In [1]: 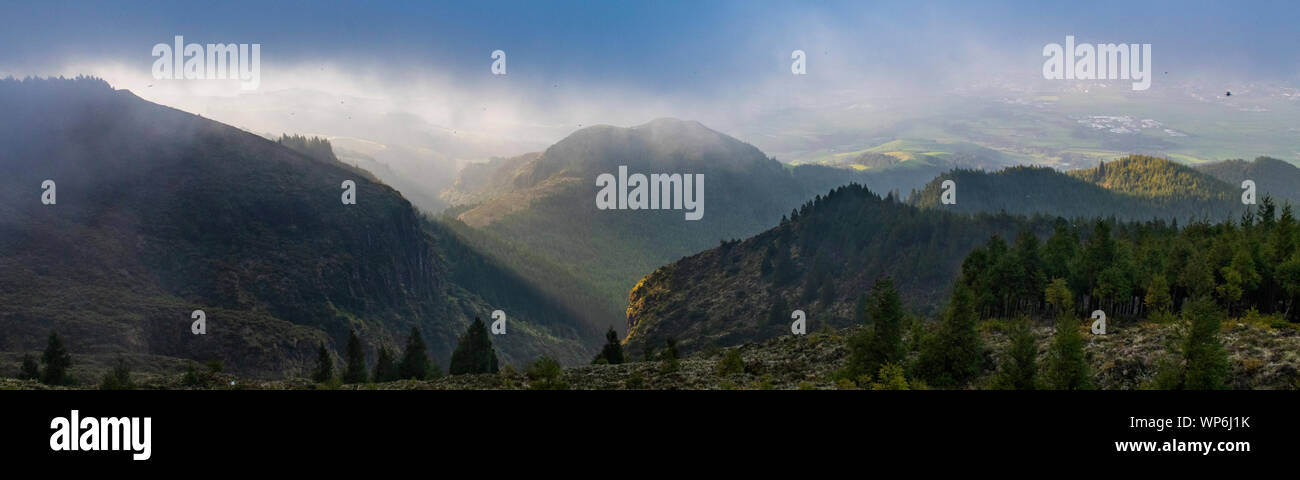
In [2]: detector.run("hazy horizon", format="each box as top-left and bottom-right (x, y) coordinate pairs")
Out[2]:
(3, 0), (1299, 213)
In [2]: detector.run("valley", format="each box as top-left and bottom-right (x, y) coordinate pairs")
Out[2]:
(3, 77), (1298, 391)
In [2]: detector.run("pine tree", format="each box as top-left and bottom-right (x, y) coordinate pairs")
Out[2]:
(1043, 220), (1079, 281)
(399, 327), (435, 380)
(1144, 274), (1173, 313)
(372, 346), (398, 382)
(1011, 230), (1046, 309)
(311, 342), (333, 383)
(1044, 315), (1092, 390)
(864, 278), (906, 369)
(41, 331), (72, 386)
(1080, 220), (1115, 291)
(846, 278), (906, 379)
(1181, 297), (1229, 390)
(1178, 251), (1217, 298)
(592, 327), (625, 365)
(448, 317), (500, 375)
(993, 317), (1038, 390)
(916, 284), (984, 387)
(343, 330), (368, 384)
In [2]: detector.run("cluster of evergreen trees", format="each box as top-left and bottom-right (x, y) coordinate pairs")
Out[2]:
(956, 197), (1300, 322)
(277, 134), (339, 164)
(840, 276), (1232, 389)
(17, 331), (74, 386)
(312, 317), (504, 384)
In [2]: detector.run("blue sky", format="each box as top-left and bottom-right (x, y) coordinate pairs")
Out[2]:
(3, 0), (1297, 91)
(1, 0), (1296, 158)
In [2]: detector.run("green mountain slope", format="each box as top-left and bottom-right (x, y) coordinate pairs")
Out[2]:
(909, 155), (1245, 221)
(442, 119), (866, 334)
(623, 184), (1055, 357)
(0, 77), (598, 380)
(1195, 156), (1300, 206)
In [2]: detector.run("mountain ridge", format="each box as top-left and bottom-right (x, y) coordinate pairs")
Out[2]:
(0, 77), (598, 380)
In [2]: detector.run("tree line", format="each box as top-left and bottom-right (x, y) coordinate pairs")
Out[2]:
(837, 277), (1231, 390)
(956, 196), (1300, 322)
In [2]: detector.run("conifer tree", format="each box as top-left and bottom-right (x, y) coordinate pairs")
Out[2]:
(1181, 297), (1229, 390)
(41, 331), (72, 386)
(373, 346), (398, 382)
(343, 330), (368, 384)
(592, 327), (625, 365)
(864, 278), (906, 370)
(1044, 316), (1092, 390)
(846, 278), (906, 379)
(993, 317), (1038, 390)
(311, 341), (333, 383)
(399, 327), (436, 380)
(916, 284), (983, 387)
(1144, 274), (1173, 313)
(19, 354), (39, 381)
(449, 317), (500, 375)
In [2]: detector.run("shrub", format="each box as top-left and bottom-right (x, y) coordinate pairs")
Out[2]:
(870, 363), (910, 390)
(19, 354), (39, 380)
(99, 357), (134, 390)
(526, 356), (567, 390)
(181, 365), (202, 387)
(716, 349), (744, 376)
(624, 370), (645, 390)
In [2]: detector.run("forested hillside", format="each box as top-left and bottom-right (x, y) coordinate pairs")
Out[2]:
(0, 77), (599, 381)
(955, 199), (1300, 323)
(441, 119), (871, 334)
(1196, 156), (1300, 206)
(623, 184), (1057, 357)
(909, 155), (1243, 222)
(624, 173), (1300, 360)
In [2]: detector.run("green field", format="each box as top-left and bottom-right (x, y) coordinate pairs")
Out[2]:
(762, 89), (1300, 172)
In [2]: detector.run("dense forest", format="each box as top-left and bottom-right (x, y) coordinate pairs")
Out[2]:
(1195, 156), (1300, 206)
(955, 197), (1300, 323)
(625, 176), (1300, 359)
(623, 183), (1061, 357)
